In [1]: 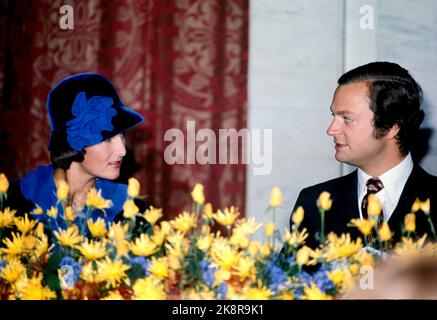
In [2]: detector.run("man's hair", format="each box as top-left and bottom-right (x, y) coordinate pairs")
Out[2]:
(338, 61), (424, 156)
(50, 149), (86, 170)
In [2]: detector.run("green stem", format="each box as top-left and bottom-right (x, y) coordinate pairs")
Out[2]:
(320, 210), (325, 243)
(427, 216), (437, 241)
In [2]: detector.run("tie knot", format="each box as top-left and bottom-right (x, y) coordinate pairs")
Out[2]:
(366, 177), (384, 193)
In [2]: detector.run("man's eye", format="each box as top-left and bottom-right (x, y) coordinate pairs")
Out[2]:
(344, 116), (353, 123)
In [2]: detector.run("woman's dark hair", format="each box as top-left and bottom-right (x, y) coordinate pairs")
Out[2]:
(50, 149), (86, 169)
(338, 61), (424, 156)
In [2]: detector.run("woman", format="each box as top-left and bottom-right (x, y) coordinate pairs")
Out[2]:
(6, 73), (150, 234)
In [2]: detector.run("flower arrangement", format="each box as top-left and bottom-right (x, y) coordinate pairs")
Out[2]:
(0, 172), (436, 300)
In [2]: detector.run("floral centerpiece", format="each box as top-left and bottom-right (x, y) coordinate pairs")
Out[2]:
(0, 172), (436, 300)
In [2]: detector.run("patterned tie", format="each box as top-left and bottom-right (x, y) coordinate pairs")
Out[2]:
(361, 177), (384, 220)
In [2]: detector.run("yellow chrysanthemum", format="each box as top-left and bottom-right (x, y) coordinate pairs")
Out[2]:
(108, 221), (128, 241)
(260, 242), (271, 256)
(160, 221), (172, 235)
(269, 186), (283, 208)
(202, 203), (213, 220)
(243, 286), (272, 300)
(394, 234), (427, 257)
(143, 206), (163, 225)
(122, 199), (139, 219)
(327, 268), (346, 286)
(55, 179), (69, 201)
(35, 222), (44, 238)
(127, 177), (140, 198)
(1, 232), (25, 255)
(19, 275), (57, 300)
(292, 206), (304, 225)
(0, 207), (17, 228)
(76, 239), (108, 260)
(32, 205), (43, 215)
(54, 226), (83, 248)
(96, 257), (130, 288)
(348, 218), (375, 236)
(232, 256), (256, 281)
(86, 188), (112, 210)
(404, 213), (416, 233)
(248, 241), (261, 256)
(197, 234), (213, 251)
(284, 228), (309, 247)
(264, 221), (275, 237)
(81, 262), (97, 283)
(210, 241), (239, 270)
(214, 268), (231, 287)
(133, 276), (166, 300)
(303, 282), (333, 300)
(317, 191), (332, 211)
(46, 206), (58, 219)
(129, 233), (160, 257)
(0, 258), (26, 283)
(296, 246), (312, 266)
(35, 234), (52, 257)
(87, 217), (107, 237)
(367, 194), (382, 217)
(378, 222), (392, 241)
(102, 291), (124, 300)
(420, 198), (430, 215)
(14, 214), (37, 234)
(64, 206), (76, 222)
(0, 173), (9, 193)
(23, 235), (37, 251)
(148, 257), (169, 280)
(212, 206), (240, 227)
(151, 227), (165, 246)
(324, 233), (362, 261)
(191, 183), (205, 204)
(170, 211), (197, 233)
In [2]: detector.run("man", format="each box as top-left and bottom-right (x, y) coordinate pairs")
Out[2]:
(290, 61), (437, 248)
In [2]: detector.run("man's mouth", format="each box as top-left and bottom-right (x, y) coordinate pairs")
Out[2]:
(109, 160), (122, 168)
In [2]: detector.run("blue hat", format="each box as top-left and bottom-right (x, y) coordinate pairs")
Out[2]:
(47, 73), (144, 152)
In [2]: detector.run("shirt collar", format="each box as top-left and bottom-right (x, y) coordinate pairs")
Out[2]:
(357, 153), (414, 199)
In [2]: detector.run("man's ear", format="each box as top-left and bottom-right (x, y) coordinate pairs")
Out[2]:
(386, 124), (400, 140)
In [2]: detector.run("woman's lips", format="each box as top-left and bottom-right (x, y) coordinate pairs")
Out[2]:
(109, 161), (122, 168)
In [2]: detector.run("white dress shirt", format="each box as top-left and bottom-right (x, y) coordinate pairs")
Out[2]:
(357, 153), (414, 221)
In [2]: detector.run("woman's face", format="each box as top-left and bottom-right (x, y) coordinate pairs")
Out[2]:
(79, 134), (126, 180)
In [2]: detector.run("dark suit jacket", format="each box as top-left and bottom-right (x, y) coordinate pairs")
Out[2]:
(291, 165), (437, 248)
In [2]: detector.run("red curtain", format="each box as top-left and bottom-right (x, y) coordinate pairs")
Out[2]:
(0, 0), (248, 218)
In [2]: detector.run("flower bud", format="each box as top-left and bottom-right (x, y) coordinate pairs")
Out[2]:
(269, 187), (283, 208)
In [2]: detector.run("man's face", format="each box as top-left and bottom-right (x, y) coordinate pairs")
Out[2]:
(327, 81), (392, 172)
(79, 133), (126, 180)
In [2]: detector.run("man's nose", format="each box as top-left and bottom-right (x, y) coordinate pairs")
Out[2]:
(326, 118), (340, 136)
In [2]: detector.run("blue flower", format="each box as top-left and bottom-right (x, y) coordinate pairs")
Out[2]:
(198, 260), (217, 288)
(312, 265), (335, 292)
(0, 260), (6, 269)
(59, 257), (82, 288)
(217, 282), (228, 299)
(127, 256), (151, 276)
(267, 261), (288, 294)
(66, 92), (117, 151)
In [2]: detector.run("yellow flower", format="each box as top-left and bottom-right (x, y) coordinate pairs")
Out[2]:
(122, 199), (139, 219)
(32, 205), (43, 215)
(248, 241), (260, 256)
(197, 234), (213, 251)
(296, 246), (311, 265)
(243, 286), (272, 300)
(0, 258), (26, 283)
(35, 235), (51, 257)
(211, 241), (240, 270)
(232, 256), (256, 281)
(108, 222), (128, 241)
(233, 218), (262, 236)
(212, 206), (240, 227)
(35, 222), (44, 238)
(264, 221), (275, 237)
(404, 213), (416, 233)
(133, 276), (166, 300)
(160, 221), (172, 235)
(378, 222), (392, 241)
(102, 291), (124, 300)
(269, 186), (283, 208)
(148, 257), (169, 280)
(86, 188), (112, 210)
(87, 218), (107, 237)
(420, 198), (430, 215)
(1, 232), (25, 255)
(170, 211), (197, 233)
(202, 203), (213, 220)
(292, 206), (304, 225)
(327, 268), (346, 286)
(411, 197), (421, 213)
(151, 227), (165, 246)
(284, 228), (309, 247)
(260, 243), (271, 256)
(81, 262), (97, 283)
(348, 218), (375, 236)
(129, 233), (159, 256)
(317, 191), (332, 211)
(127, 177), (140, 198)
(303, 282), (332, 300)
(191, 183), (205, 204)
(64, 206), (76, 222)
(0, 173), (9, 193)
(324, 233), (362, 261)
(0, 207), (17, 228)
(55, 179), (69, 201)
(23, 235), (37, 251)
(367, 194), (382, 217)
(46, 206), (58, 219)
(143, 206), (163, 225)
(19, 275), (56, 300)
(77, 239), (108, 260)
(54, 226), (83, 248)
(96, 257), (130, 288)
(214, 268), (231, 286)
(393, 234), (427, 257)
(14, 214), (37, 234)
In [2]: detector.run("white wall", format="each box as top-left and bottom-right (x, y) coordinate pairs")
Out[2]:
(247, 0), (437, 242)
